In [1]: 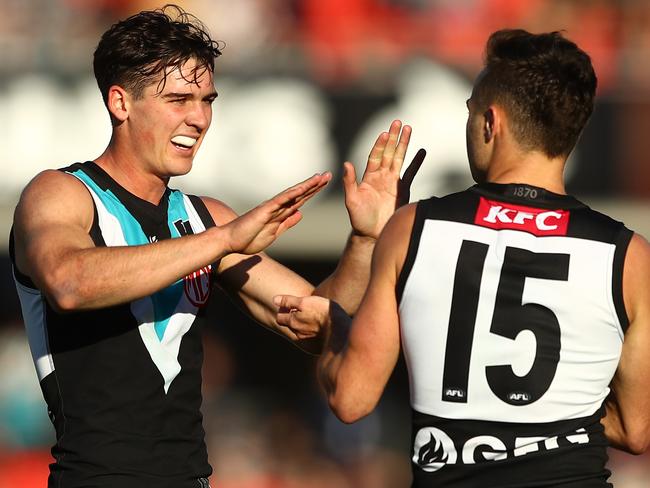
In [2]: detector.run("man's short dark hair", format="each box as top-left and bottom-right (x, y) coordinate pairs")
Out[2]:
(93, 4), (222, 105)
(473, 29), (597, 158)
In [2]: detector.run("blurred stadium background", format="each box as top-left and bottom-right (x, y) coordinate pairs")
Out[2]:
(1, 0), (649, 486)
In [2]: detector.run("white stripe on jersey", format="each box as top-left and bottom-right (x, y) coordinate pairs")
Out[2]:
(14, 278), (53, 382)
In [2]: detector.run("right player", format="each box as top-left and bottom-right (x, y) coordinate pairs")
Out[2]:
(275, 29), (650, 487)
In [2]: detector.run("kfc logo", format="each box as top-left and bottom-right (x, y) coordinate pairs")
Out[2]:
(475, 197), (569, 236)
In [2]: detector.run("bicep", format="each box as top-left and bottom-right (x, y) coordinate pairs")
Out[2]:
(13, 171), (95, 287)
(609, 233), (650, 451)
(618, 234), (650, 392)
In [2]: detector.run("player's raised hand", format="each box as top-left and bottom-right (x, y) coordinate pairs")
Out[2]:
(222, 172), (331, 255)
(343, 120), (426, 239)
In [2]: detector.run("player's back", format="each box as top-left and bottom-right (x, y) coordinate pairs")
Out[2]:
(397, 182), (632, 487)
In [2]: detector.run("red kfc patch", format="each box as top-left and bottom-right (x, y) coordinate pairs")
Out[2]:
(474, 197), (570, 236)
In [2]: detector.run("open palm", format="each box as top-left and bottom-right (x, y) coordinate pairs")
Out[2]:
(224, 172), (331, 255)
(344, 120), (426, 239)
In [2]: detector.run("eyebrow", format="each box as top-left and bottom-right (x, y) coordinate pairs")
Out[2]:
(162, 91), (219, 100)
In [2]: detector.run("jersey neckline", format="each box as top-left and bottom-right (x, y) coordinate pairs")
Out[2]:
(80, 161), (172, 224)
(471, 182), (585, 209)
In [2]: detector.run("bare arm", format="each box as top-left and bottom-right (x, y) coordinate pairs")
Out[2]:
(203, 196), (323, 352)
(314, 121), (425, 314)
(276, 204), (417, 420)
(215, 122), (423, 353)
(12, 169), (330, 312)
(601, 233), (650, 454)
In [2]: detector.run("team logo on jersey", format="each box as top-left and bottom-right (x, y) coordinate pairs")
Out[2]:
(174, 219), (194, 236)
(184, 265), (212, 307)
(413, 427), (457, 472)
(475, 197), (569, 236)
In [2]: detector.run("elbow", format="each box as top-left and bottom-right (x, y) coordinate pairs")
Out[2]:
(46, 287), (83, 313)
(622, 432), (650, 455)
(328, 394), (375, 424)
(610, 421), (650, 455)
(42, 267), (87, 313)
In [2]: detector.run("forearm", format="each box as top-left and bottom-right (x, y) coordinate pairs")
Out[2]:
(317, 314), (351, 399)
(38, 226), (228, 311)
(313, 233), (376, 314)
(316, 303), (367, 421)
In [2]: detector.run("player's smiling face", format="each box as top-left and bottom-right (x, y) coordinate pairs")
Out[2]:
(127, 58), (218, 178)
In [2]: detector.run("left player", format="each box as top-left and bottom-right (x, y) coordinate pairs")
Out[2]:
(10, 5), (424, 488)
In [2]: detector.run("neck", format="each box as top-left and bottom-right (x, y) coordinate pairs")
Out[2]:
(484, 147), (567, 195)
(94, 143), (169, 205)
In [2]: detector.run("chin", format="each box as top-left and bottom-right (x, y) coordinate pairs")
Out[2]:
(165, 159), (194, 177)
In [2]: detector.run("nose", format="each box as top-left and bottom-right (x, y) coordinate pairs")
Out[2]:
(186, 101), (211, 132)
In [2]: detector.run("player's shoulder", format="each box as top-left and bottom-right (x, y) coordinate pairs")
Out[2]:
(196, 195), (238, 226)
(626, 233), (650, 267)
(623, 233), (650, 325)
(383, 202), (418, 236)
(18, 168), (92, 208)
(14, 167), (95, 234)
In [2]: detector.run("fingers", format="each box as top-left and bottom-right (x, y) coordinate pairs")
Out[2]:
(367, 132), (390, 171)
(274, 294), (308, 330)
(274, 295), (330, 339)
(342, 162), (357, 197)
(284, 175), (330, 212)
(276, 209), (303, 235)
(356, 120), (413, 179)
(391, 124), (412, 173)
(366, 120), (412, 172)
(381, 119), (403, 169)
(272, 172), (331, 211)
(273, 294), (302, 313)
(268, 177), (326, 234)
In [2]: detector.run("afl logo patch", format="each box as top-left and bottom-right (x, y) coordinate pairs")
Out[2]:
(184, 265), (212, 307)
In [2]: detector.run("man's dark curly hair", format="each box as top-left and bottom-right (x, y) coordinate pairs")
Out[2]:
(93, 4), (222, 105)
(473, 29), (597, 158)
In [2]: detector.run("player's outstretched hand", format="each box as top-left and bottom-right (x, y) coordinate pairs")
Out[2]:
(274, 294), (333, 340)
(223, 172), (331, 255)
(344, 120), (426, 239)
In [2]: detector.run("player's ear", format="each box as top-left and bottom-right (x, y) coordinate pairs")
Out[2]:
(483, 107), (494, 142)
(106, 85), (130, 122)
(483, 105), (503, 142)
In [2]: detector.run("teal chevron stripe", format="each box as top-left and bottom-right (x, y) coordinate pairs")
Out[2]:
(69, 169), (185, 341)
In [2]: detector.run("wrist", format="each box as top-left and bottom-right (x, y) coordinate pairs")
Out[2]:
(350, 229), (378, 243)
(208, 225), (234, 258)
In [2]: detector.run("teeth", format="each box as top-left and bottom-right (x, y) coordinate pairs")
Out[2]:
(171, 135), (197, 148)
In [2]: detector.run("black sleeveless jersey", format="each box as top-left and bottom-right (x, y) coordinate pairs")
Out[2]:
(11, 162), (217, 488)
(397, 183), (632, 487)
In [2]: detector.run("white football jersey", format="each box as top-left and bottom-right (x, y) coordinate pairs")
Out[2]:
(398, 183), (631, 487)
